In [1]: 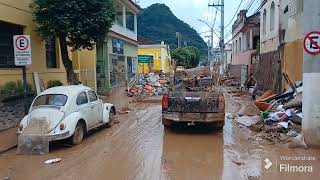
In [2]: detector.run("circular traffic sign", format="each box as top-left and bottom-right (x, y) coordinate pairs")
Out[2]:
(303, 31), (320, 55)
(15, 36), (29, 51)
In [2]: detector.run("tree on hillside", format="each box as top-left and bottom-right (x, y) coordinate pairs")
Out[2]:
(137, 4), (207, 56)
(172, 47), (201, 69)
(31, 0), (116, 84)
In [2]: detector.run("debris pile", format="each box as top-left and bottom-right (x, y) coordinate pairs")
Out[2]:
(128, 73), (169, 97)
(236, 81), (306, 148)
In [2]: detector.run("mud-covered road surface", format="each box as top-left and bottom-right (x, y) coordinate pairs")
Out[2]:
(0, 91), (319, 180)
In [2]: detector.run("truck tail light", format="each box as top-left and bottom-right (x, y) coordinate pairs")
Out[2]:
(162, 94), (169, 109)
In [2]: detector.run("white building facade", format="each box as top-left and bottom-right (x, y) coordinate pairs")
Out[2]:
(260, 0), (280, 54)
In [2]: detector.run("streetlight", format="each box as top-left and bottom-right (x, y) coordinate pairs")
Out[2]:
(198, 19), (220, 69)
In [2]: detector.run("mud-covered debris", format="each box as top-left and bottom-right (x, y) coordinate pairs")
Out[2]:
(247, 175), (260, 180)
(232, 159), (244, 166)
(118, 110), (129, 114)
(238, 103), (260, 116)
(286, 130), (298, 138)
(249, 124), (263, 132)
(236, 115), (261, 127)
(287, 134), (308, 149)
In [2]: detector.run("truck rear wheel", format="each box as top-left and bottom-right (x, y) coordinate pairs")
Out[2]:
(213, 121), (224, 130)
(209, 121), (224, 130)
(162, 118), (172, 128)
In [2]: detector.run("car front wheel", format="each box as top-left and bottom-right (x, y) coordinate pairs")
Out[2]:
(70, 121), (85, 145)
(106, 108), (115, 128)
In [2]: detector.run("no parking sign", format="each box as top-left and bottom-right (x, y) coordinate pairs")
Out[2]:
(303, 31), (320, 55)
(13, 35), (32, 66)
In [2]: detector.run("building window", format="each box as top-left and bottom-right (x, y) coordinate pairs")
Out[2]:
(253, 36), (260, 49)
(112, 38), (124, 54)
(45, 39), (58, 68)
(232, 43), (234, 53)
(115, 2), (124, 26)
(0, 21), (23, 68)
(263, 9), (267, 35)
(239, 37), (242, 52)
(126, 9), (135, 32)
(235, 40), (238, 53)
(270, 2), (275, 31)
(110, 55), (125, 87)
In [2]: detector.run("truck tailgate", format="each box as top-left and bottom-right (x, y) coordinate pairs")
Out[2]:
(167, 91), (222, 113)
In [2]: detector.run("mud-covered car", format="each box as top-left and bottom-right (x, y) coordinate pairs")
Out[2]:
(17, 85), (116, 145)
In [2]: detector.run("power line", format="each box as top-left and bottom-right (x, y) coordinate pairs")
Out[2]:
(243, 0), (252, 9)
(248, 0), (260, 15)
(253, 0), (265, 14)
(246, 0), (256, 13)
(224, 0), (244, 29)
(223, 0), (257, 41)
(211, 0), (218, 28)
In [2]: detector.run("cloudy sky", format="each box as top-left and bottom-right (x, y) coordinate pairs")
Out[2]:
(136, 0), (260, 47)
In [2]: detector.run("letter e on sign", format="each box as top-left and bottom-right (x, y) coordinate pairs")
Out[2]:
(304, 32), (320, 55)
(13, 35), (32, 66)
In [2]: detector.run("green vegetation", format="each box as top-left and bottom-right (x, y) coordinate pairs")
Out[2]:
(137, 4), (207, 57)
(172, 46), (201, 69)
(0, 81), (32, 97)
(31, 0), (116, 84)
(47, 80), (63, 89)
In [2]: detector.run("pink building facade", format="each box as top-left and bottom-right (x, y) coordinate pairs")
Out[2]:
(231, 10), (260, 73)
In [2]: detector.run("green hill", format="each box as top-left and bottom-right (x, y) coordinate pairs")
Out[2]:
(137, 4), (207, 56)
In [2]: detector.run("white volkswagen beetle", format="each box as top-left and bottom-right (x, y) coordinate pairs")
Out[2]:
(17, 85), (116, 145)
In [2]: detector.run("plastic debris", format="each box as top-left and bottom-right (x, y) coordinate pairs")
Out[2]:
(45, 158), (62, 164)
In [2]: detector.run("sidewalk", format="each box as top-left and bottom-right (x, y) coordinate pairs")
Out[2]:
(0, 127), (17, 153)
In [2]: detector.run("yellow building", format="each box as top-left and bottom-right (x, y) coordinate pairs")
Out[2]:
(0, 0), (68, 89)
(138, 43), (172, 74)
(0, 0), (140, 95)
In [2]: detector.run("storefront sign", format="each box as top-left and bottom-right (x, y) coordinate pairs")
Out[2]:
(112, 38), (124, 54)
(138, 55), (153, 64)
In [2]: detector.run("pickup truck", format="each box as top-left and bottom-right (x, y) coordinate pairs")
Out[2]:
(162, 68), (225, 128)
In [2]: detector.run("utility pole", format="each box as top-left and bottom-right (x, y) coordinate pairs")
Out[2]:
(209, 0), (224, 73)
(176, 32), (181, 48)
(207, 39), (210, 65)
(302, 0), (320, 147)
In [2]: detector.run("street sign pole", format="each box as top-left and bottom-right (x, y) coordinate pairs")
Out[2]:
(22, 66), (28, 115)
(13, 35), (32, 115)
(302, 0), (320, 147)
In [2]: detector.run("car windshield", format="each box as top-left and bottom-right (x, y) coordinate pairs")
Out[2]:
(32, 94), (68, 107)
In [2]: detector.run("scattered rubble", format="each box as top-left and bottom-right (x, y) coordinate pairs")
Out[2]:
(233, 80), (307, 148)
(128, 73), (169, 98)
(236, 116), (261, 127)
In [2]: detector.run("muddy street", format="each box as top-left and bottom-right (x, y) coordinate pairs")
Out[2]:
(0, 93), (319, 180)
